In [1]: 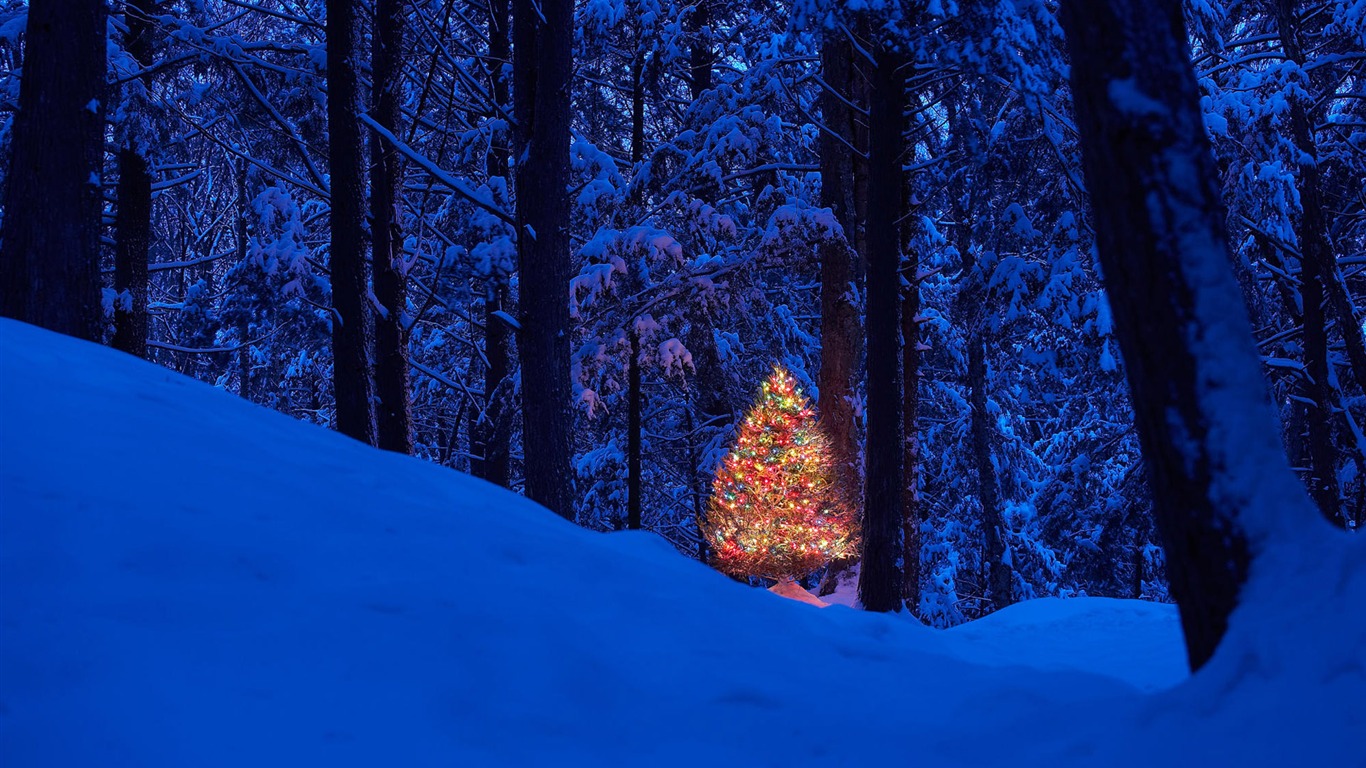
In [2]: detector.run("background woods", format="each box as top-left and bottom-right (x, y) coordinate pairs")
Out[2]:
(0, 0), (1361, 630)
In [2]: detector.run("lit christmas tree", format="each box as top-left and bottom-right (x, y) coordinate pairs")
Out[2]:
(702, 365), (858, 580)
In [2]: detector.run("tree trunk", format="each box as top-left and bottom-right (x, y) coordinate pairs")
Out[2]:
(627, 330), (643, 530)
(1296, 205), (1339, 524)
(685, 318), (728, 548)
(850, 48), (871, 283)
(327, 0), (378, 445)
(112, 0), (158, 359)
(1271, 5), (1366, 404)
(688, 0), (713, 100)
(683, 0), (722, 552)
(901, 214), (922, 616)
(969, 334), (1012, 608)
(1275, 0), (1344, 527)
(624, 43), (648, 531)
(857, 49), (905, 614)
(472, 0), (513, 488)
(0, 0), (106, 341)
(235, 160), (252, 400)
(514, 0), (576, 520)
(113, 148), (151, 358)
(817, 31), (863, 517)
(372, 0), (413, 454)
(947, 89), (1013, 611)
(685, 392), (709, 563)
(1324, 264), (1366, 403)
(1060, 0), (1318, 670)
(817, 31), (864, 598)
(475, 289), (513, 486)
(631, 52), (646, 166)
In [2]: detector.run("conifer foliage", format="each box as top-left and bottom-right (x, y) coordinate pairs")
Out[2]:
(703, 366), (858, 580)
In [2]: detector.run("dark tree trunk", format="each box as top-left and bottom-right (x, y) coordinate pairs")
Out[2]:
(900, 211), (922, 616)
(627, 330), (643, 530)
(476, 291), (513, 487)
(514, 0), (576, 520)
(1271, 6), (1366, 405)
(685, 318), (728, 546)
(683, 0), (723, 552)
(631, 52), (646, 166)
(850, 52), (871, 282)
(684, 392), (710, 563)
(624, 44), (647, 531)
(817, 31), (864, 598)
(472, 0), (512, 488)
(1324, 264), (1366, 404)
(372, 0), (413, 454)
(235, 160), (252, 400)
(327, 0), (378, 445)
(113, 148), (151, 357)
(688, 1), (713, 100)
(1130, 523), (1145, 599)
(857, 50), (905, 614)
(0, 0), (106, 341)
(969, 334), (1012, 608)
(1060, 0), (1301, 670)
(1296, 206), (1339, 524)
(817, 31), (863, 515)
(112, 0), (158, 358)
(948, 90), (1012, 611)
(1275, 0), (1345, 527)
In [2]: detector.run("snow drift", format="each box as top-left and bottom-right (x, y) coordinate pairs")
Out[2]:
(0, 319), (1360, 766)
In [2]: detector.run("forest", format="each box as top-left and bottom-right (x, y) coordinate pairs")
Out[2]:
(0, 0), (1363, 760)
(3, 0), (1365, 618)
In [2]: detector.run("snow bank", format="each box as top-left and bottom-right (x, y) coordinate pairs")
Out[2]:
(0, 320), (1360, 766)
(946, 597), (1185, 691)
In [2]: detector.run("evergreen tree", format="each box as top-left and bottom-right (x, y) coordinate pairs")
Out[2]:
(702, 365), (858, 580)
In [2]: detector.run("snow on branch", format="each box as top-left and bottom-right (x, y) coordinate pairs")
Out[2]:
(360, 112), (514, 226)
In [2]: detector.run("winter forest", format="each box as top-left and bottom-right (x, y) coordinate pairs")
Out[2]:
(0, 0), (1363, 763)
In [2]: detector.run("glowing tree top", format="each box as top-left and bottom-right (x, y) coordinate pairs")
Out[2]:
(702, 365), (858, 580)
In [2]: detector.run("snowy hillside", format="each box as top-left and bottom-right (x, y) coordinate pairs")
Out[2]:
(0, 319), (1360, 766)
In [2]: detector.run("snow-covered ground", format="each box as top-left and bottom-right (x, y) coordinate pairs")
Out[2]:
(1, 319), (1361, 766)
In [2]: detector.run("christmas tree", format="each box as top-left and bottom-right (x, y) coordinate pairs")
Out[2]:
(702, 365), (858, 580)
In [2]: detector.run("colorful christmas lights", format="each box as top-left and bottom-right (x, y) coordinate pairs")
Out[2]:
(701, 365), (858, 580)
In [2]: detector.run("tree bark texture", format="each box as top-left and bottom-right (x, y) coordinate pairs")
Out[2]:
(112, 0), (159, 359)
(327, 0), (378, 445)
(627, 330), (643, 530)
(113, 148), (151, 357)
(688, 1), (713, 101)
(900, 230), (922, 615)
(1060, 0), (1293, 670)
(235, 160), (252, 400)
(631, 53), (646, 166)
(0, 0), (107, 342)
(818, 31), (864, 518)
(472, 0), (513, 488)
(1275, 0), (1347, 527)
(969, 334), (1013, 608)
(372, 0), (413, 454)
(858, 49), (906, 614)
(625, 43), (648, 530)
(514, 0), (576, 520)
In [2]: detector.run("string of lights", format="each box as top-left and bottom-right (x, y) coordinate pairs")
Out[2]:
(701, 365), (859, 580)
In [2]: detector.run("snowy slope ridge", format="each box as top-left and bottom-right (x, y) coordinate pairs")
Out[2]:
(0, 319), (1361, 767)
